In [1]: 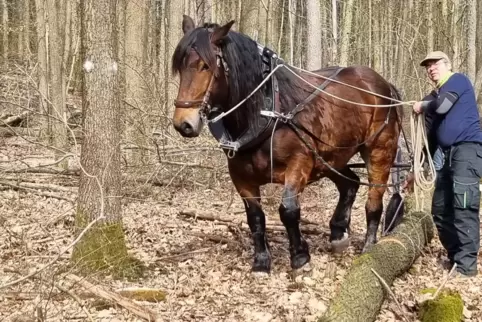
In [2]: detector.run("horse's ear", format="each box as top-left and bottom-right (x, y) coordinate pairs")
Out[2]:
(182, 15), (195, 34)
(211, 20), (235, 45)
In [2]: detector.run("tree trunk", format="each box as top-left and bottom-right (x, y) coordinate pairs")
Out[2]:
(466, 0), (476, 83)
(306, 0), (322, 70)
(339, 0), (353, 66)
(72, 0), (142, 279)
(125, 0), (149, 166)
(164, 0), (183, 135)
(1, 0), (8, 63)
(46, 0), (69, 165)
(319, 210), (434, 322)
(331, 0), (337, 64)
(19, 0), (30, 60)
(35, 0), (49, 121)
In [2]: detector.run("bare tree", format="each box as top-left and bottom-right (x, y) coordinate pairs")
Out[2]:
(46, 0), (69, 165)
(306, 0), (322, 70)
(35, 0), (49, 127)
(72, 0), (142, 278)
(125, 0), (149, 165)
(339, 0), (354, 66)
(1, 0), (8, 63)
(467, 0), (476, 83)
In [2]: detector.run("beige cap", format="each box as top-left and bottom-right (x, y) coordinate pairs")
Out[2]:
(420, 51), (450, 66)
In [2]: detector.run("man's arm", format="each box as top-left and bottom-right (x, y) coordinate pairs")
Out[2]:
(420, 91), (459, 114)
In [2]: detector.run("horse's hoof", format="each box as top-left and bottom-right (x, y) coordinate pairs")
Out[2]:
(251, 270), (270, 278)
(252, 253), (271, 274)
(331, 233), (350, 254)
(291, 252), (311, 270)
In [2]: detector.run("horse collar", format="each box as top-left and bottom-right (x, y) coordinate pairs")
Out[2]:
(208, 44), (282, 153)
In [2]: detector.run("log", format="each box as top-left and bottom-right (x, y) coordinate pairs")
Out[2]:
(319, 210), (434, 322)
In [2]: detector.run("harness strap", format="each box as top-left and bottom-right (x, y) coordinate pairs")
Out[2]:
(288, 67), (344, 118)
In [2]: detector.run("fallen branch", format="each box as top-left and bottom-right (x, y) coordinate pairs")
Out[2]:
(0, 181), (75, 203)
(0, 167), (80, 176)
(0, 127), (35, 138)
(188, 232), (239, 247)
(179, 209), (327, 236)
(56, 284), (95, 322)
(65, 274), (159, 322)
(0, 111), (30, 127)
(319, 210), (434, 322)
(156, 247), (212, 262)
(0, 180), (77, 193)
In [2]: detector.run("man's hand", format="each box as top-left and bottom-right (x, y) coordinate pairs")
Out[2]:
(401, 172), (415, 193)
(412, 101), (423, 114)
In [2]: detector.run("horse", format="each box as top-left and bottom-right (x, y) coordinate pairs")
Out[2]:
(170, 15), (405, 273)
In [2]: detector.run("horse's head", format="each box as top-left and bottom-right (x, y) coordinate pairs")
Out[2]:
(171, 15), (235, 137)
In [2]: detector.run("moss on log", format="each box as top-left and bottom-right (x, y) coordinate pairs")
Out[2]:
(418, 288), (464, 322)
(319, 210), (435, 322)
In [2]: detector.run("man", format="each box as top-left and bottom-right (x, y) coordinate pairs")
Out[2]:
(406, 51), (482, 278)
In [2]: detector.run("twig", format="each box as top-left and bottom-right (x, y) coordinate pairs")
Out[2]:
(65, 274), (159, 322)
(179, 209), (328, 236)
(55, 284), (94, 322)
(432, 263), (458, 300)
(371, 268), (409, 322)
(0, 215), (105, 290)
(188, 232), (239, 248)
(156, 247), (212, 262)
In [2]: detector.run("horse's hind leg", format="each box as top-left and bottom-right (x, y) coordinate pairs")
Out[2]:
(279, 163), (312, 269)
(361, 143), (397, 253)
(327, 167), (360, 253)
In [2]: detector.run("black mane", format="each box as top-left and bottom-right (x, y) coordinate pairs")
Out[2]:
(172, 22), (310, 136)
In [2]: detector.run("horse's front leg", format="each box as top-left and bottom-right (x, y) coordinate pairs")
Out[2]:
(280, 168), (311, 270)
(233, 180), (271, 273)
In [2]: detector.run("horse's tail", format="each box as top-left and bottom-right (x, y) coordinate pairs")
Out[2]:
(383, 82), (405, 235)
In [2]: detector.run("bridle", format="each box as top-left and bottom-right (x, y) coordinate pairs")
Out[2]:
(173, 47), (229, 121)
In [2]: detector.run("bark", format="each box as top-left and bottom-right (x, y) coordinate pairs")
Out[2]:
(125, 0), (149, 165)
(72, 0), (142, 279)
(19, 0), (30, 59)
(466, 0), (476, 83)
(306, 0), (322, 70)
(46, 0), (69, 164)
(339, 0), (354, 66)
(319, 210), (434, 322)
(331, 0), (337, 64)
(2, 0), (8, 63)
(164, 0), (183, 134)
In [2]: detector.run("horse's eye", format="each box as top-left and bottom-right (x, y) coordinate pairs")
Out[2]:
(200, 63), (209, 71)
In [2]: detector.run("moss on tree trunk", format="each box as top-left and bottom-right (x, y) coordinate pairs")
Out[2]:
(71, 211), (144, 280)
(319, 210), (435, 322)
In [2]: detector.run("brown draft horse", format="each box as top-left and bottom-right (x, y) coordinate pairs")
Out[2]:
(171, 15), (405, 273)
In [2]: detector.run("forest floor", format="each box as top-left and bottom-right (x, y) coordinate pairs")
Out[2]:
(1, 131), (482, 322)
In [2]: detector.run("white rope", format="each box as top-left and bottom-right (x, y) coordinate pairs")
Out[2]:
(410, 112), (437, 211)
(284, 64), (413, 105)
(208, 63), (285, 123)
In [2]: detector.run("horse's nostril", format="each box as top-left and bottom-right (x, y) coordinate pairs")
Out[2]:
(181, 122), (193, 135)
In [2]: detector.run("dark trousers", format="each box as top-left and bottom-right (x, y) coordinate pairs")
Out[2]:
(432, 142), (482, 276)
